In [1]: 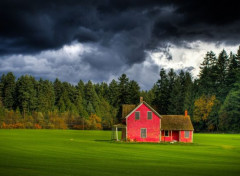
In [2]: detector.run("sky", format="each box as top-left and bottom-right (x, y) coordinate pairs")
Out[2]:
(0, 0), (240, 90)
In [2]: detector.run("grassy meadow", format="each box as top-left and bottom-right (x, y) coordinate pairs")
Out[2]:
(0, 130), (240, 176)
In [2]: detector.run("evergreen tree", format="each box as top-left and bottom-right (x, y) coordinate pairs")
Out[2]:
(168, 69), (176, 94)
(61, 82), (75, 111)
(116, 74), (131, 121)
(0, 75), (4, 102)
(75, 80), (88, 118)
(84, 80), (100, 114)
(216, 50), (229, 101)
(76, 80), (85, 96)
(183, 72), (194, 116)
(140, 87), (155, 106)
(15, 75), (38, 117)
(118, 74), (130, 105)
(154, 68), (169, 114)
(95, 82), (109, 100)
(53, 78), (63, 107)
(1, 72), (16, 109)
(168, 77), (182, 114)
(236, 46), (240, 68)
(198, 51), (218, 95)
(226, 52), (239, 90)
(108, 79), (119, 107)
(128, 80), (140, 104)
(37, 79), (55, 113)
(219, 82), (240, 131)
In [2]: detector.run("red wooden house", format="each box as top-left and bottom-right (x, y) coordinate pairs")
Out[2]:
(122, 98), (194, 143)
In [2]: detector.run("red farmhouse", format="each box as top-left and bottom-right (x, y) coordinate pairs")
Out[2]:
(122, 98), (194, 143)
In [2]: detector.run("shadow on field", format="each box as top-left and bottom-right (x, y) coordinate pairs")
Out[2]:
(94, 140), (112, 142)
(94, 140), (200, 146)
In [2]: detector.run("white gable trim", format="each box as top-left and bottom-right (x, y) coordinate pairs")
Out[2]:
(125, 103), (143, 119)
(125, 101), (162, 119)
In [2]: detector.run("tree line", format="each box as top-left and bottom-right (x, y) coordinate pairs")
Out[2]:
(0, 73), (140, 129)
(0, 47), (240, 132)
(150, 47), (240, 132)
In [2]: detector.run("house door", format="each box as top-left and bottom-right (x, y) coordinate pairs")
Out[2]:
(172, 131), (179, 141)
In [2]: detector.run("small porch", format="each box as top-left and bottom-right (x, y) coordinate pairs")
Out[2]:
(161, 130), (180, 142)
(111, 124), (126, 141)
(161, 130), (193, 142)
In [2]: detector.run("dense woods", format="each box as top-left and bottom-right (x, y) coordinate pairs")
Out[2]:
(0, 47), (240, 132)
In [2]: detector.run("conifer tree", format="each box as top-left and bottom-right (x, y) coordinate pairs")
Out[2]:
(37, 79), (55, 113)
(128, 80), (140, 104)
(118, 74), (130, 105)
(198, 51), (218, 95)
(216, 50), (229, 101)
(53, 78), (63, 107)
(168, 77), (182, 114)
(1, 72), (16, 109)
(75, 80), (88, 118)
(15, 75), (37, 117)
(226, 52), (238, 91)
(154, 68), (169, 114)
(108, 79), (119, 107)
(219, 82), (240, 131)
(84, 80), (100, 115)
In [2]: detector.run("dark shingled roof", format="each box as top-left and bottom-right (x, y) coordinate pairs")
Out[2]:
(161, 115), (194, 130)
(122, 104), (136, 118)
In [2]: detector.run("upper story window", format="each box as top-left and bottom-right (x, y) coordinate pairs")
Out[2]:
(185, 131), (190, 138)
(147, 111), (152, 119)
(135, 111), (140, 120)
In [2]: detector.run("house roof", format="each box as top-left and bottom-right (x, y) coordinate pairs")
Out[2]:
(124, 101), (162, 119)
(161, 115), (194, 130)
(122, 104), (136, 118)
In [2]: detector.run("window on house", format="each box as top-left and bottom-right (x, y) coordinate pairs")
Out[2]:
(135, 111), (140, 120)
(164, 130), (169, 137)
(147, 111), (152, 119)
(185, 131), (190, 138)
(141, 128), (147, 138)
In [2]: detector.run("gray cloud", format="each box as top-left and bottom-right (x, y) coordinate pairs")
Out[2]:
(0, 0), (240, 89)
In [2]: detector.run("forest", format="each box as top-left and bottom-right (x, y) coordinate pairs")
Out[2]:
(0, 47), (240, 132)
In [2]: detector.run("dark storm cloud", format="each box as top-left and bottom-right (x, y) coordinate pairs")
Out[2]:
(1, 0), (239, 54)
(0, 0), (240, 88)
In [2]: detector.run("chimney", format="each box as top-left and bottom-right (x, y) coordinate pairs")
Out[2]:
(140, 97), (143, 103)
(185, 110), (188, 117)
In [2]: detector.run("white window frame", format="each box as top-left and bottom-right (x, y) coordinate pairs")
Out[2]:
(147, 111), (152, 120)
(141, 128), (147, 138)
(135, 111), (140, 120)
(164, 130), (169, 137)
(184, 131), (190, 138)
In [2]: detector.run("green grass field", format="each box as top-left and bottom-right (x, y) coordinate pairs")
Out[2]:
(0, 130), (239, 176)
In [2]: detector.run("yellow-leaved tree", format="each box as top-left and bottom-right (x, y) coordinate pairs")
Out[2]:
(193, 95), (216, 122)
(85, 114), (102, 130)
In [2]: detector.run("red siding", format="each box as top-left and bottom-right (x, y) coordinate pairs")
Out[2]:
(161, 130), (172, 142)
(179, 130), (193, 143)
(126, 104), (160, 142)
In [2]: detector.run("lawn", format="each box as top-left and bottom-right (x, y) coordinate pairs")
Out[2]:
(0, 130), (239, 176)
